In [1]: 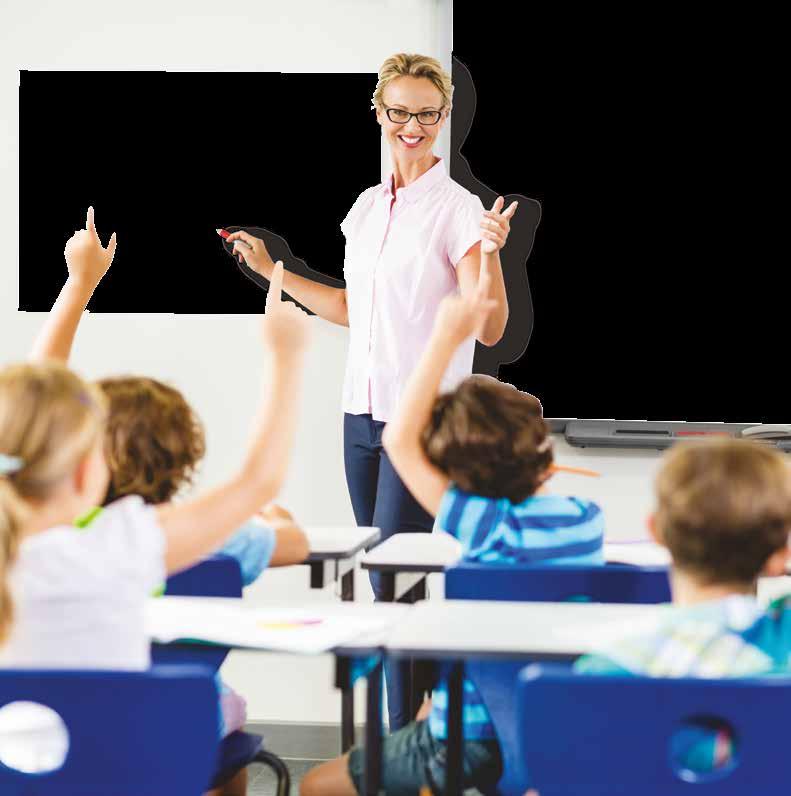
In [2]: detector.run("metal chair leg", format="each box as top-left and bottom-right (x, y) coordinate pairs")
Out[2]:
(253, 749), (291, 796)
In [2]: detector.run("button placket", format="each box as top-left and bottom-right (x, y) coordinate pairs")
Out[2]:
(364, 199), (394, 411)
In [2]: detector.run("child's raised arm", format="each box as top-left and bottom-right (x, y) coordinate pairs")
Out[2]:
(30, 207), (117, 363)
(156, 263), (313, 574)
(382, 270), (497, 516)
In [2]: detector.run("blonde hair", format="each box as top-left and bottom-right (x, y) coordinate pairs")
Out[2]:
(656, 438), (791, 585)
(372, 53), (453, 112)
(0, 363), (106, 644)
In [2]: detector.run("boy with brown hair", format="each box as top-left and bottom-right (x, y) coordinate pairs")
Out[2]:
(302, 268), (605, 795)
(573, 437), (791, 775)
(93, 374), (308, 570)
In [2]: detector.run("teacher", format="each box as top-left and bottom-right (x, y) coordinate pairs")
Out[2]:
(227, 53), (515, 729)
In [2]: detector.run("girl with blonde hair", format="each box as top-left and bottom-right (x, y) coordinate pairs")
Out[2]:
(0, 212), (311, 684)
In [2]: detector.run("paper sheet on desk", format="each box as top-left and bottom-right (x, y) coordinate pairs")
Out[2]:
(146, 599), (391, 654)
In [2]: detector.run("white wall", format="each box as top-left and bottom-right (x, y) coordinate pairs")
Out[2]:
(0, 0), (665, 725)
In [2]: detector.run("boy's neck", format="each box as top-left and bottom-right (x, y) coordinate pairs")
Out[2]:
(670, 568), (756, 606)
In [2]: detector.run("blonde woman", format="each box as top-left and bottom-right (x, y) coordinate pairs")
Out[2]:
(227, 53), (517, 729)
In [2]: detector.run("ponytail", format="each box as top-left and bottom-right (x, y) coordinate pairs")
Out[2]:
(0, 477), (27, 644)
(0, 362), (107, 648)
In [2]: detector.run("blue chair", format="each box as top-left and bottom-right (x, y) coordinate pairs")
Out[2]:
(448, 562), (671, 793)
(152, 554), (243, 672)
(152, 554), (290, 796)
(445, 562), (671, 603)
(515, 663), (791, 795)
(165, 553), (244, 599)
(0, 666), (217, 795)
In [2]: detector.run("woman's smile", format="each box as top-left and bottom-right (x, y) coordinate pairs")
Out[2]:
(398, 134), (425, 148)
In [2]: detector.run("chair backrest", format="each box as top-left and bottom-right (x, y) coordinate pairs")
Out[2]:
(165, 554), (243, 598)
(152, 554), (243, 672)
(516, 663), (791, 796)
(445, 562), (671, 604)
(454, 563), (669, 793)
(0, 666), (218, 796)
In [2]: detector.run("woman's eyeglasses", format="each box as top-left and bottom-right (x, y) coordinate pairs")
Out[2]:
(384, 107), (443, 126)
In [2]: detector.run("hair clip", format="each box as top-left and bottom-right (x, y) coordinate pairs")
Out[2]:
(0, 454), (24, 476)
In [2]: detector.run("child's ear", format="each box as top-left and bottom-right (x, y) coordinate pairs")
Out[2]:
(647, 514), (665, 546)
(762, 544), (791, 578)
(72, 452), (92, 495)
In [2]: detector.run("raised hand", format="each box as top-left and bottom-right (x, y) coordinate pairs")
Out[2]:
(480, 196), (518, 254)
(225, 230), (276, 278)
(435, 267), (497, 347)
(260, 261), (312, 355)
(63, 207), (117, 287)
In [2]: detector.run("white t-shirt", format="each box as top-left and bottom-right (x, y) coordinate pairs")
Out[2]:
(0, 496), (166, 670)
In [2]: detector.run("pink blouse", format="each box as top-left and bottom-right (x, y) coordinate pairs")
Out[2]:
(340, 158), (484, 422)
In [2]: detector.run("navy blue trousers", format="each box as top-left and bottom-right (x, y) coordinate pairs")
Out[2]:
(343, 412), (435, 731)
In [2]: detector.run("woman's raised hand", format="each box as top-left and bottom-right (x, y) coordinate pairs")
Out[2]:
(260, 261), (312, 356)
(226, 230), (276, 278)
(480, 196), (518, 254)
(63, 207), (117, 287)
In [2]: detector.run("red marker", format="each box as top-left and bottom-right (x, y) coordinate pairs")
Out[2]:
(216, 228), (252, 264)
(216, 228), (252, 250)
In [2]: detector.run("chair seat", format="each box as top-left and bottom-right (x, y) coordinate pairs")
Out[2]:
(211, 731), (264, 788)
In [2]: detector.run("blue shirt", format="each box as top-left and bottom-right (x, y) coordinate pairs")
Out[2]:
(429, 487), (605, 740)
(217, 522), (276, 587)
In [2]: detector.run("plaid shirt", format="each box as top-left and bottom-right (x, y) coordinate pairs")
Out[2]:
(575, 593), (791, 771)
(429, 487), (605, 741)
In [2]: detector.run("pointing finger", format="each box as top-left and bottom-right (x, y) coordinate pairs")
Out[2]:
(107, 232), (117, 259)
(265, 261), (284, 312)
(86, 206), (99, 241)
(490, 196), (505, 214)
(502, 201), (519, 220)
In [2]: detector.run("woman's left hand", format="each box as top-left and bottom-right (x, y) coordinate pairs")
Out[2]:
(480, 196), (518, 254)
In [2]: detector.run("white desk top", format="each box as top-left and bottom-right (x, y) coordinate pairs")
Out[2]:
(146, 596), (409, 655)
(360, 531), (463, 572)
(304, 526), (381, 561)
(386, 599), (665, 660)
(603, 541), (671, 567)
(360, 532), (673, 572)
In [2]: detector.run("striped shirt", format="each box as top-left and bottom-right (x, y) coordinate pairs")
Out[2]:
(429, 487), (605, 740)
(575, 594), (791, 772)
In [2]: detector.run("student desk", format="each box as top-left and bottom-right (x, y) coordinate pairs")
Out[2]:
(385, 599), (665, 796)
(359, 532), (463, 600)
(146, 595), (408, 773)
(304, 526), (381, 599)
(360, 533), (674, 600)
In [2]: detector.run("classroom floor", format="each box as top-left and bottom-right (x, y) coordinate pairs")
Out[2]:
(249, 758), (319, 796)
(248, 758), (487, 796)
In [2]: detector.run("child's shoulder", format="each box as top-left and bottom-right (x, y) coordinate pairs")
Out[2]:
(741, 593), (791, 669)
(508, 494), (603, 524)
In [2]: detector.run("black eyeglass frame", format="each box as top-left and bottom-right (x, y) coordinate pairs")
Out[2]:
(383, 106), (445, 126)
